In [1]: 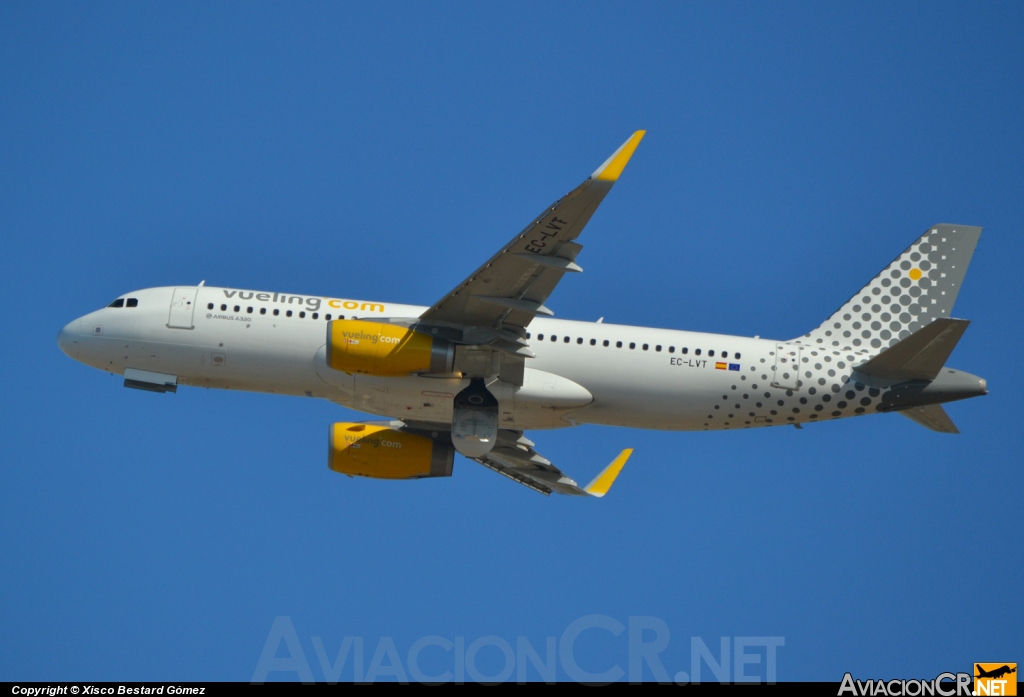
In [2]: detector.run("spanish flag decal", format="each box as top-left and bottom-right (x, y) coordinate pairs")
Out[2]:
(715, 362), (727, 370)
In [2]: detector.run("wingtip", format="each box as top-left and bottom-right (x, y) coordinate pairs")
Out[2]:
(584, 448), (633, 497)
(592, 131), (646, 182)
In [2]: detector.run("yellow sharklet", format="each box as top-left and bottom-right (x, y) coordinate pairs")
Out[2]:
(592, 131), (646, 181)
(584, 448), (633, 497)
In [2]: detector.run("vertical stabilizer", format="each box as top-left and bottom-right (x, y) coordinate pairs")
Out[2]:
(797, 224), (981, 357)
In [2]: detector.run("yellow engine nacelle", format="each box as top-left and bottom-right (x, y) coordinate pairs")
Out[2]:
(328, 423), (454, 480)
(326, 320), (453, 376)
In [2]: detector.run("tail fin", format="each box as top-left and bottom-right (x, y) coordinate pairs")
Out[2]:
(798, 224), (982, 356)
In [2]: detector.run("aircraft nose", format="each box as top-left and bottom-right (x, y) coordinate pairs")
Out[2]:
(57, 320), (80, 360)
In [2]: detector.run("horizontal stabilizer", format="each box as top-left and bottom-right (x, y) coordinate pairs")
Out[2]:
(858, 318), (970, 381)
(898, 404), (960, 434)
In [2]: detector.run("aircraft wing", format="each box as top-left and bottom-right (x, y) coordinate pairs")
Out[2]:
(418, 131), (645, 336)
(472, 430), (632, 497)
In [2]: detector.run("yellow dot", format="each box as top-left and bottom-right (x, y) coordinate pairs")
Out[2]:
(909, 268), (922, 281)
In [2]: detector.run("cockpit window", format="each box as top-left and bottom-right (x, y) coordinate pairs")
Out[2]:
(126, 298), (138, 307)
(108, 299), (125, 308)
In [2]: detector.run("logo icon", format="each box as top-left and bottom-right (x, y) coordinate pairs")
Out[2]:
(975, 663), (1017, 696)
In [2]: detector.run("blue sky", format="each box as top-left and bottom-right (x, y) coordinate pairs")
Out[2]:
(2, 2), (1022, 682)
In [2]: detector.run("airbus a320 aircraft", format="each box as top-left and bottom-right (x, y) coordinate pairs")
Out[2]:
(57, 132), (987, 497)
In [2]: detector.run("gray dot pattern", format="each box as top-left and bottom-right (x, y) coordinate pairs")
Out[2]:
(799, 225), (981, 356)
(702, 348), (882, 430)
(700, 224), (982, 431)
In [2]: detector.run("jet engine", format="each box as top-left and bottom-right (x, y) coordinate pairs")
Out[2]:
(327, 319), (454, 377)
(451, 378), (499, 458)
(329, 422), (454, 479)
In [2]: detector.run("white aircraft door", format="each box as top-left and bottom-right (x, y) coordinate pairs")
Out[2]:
(168, 287), (198, 329)
(772, 345), (802, 390)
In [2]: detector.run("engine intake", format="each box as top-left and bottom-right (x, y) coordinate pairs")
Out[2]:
(329, 423), (454, 479)
(327, 319), (453, 376)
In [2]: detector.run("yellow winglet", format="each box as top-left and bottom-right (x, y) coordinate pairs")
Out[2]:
(592, 131), (646, 181)
(584, 448), (633, 497)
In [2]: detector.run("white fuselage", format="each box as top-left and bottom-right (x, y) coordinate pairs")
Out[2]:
(59, 285), (870, 431)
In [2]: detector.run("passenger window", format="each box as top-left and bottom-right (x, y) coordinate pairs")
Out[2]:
(629, 342), (635, 349)
(312, 312), (318, 319)
(590, 339), (596, 345)
(551, 335), (557, 342)
(603, 340), (609, 347)
(273, 309), (280, 316)
(260, 308), (266, 315)
(735, 352), (741, 359)
(526, 333), (531, 339)
(669, 346), (675, 353)
(616, 341), (622, 348)
(709, 350), (715, 357)
(247, 306), (253, 314)
(234, 305), (240, 312)
(695, 348), (701, 355)
(221, 304), (227, 311)
(682, 347), (688, 354)
(207, 303), (214, 310)
(108, 299), (124, 308)
(642, 344), (649, 350)
(286, 310), (293, 317)
(538, 334), (544, 340)
(564, 336), (570, 343)
(576, 337), (582, 344)
(656, 345), (662, 352)
(126, 298), (138, 307)
(324, 314), (330, 321)
(300, 311), (306, 318)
